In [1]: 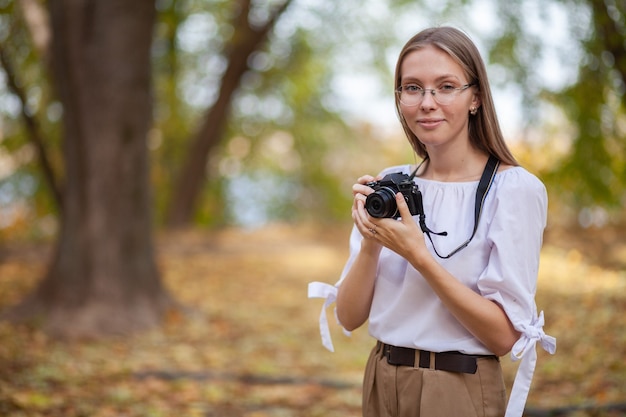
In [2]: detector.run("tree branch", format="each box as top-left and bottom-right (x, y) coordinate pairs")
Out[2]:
(591, 0), (626, 107)
(165, 0), (294, 227)
(0, 41), (63, 211)
(17, 0), (51, 65)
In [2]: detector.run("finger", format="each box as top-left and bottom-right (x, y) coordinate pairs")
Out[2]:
(395, 192), (412, 221)
(355, 200), (379, 239)
(353, 183), (375, 197)
(357, 175), (377, 185)
(352, 192), (361, 209)
(352, 200), (368, 230)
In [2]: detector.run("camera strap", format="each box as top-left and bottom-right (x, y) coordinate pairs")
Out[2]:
(410, 155), (500, 259)
(467, 154), (500, 247)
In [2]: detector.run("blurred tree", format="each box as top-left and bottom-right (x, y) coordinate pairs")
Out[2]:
(0, 0), (402, 337)
(150, 0), (404, 228)
(164, 0), (292, 228)
(4, 0), (172, 337)
(2, 0), (625, 233)
(0, 0), (63, 236)
(155, 0), (626, 228)
(1, 0), (625, 336)
(0, 0), (60, 211)
(548, 0), (626, 212)
(480, 0), (626, 217)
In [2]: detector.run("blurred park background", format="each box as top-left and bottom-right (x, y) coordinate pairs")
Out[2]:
(0, 0), (625, 415)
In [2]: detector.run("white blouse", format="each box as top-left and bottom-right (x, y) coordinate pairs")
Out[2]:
(308, 164), (556, 417)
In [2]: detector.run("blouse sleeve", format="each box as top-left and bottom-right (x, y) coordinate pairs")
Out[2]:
(477, 170), (556, 417)
(478, 171), (547, 325)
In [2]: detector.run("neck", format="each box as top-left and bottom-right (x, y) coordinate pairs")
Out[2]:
(419, 148), (488, 182)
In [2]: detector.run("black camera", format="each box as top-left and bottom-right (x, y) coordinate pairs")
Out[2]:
(365, 172), (421, 219)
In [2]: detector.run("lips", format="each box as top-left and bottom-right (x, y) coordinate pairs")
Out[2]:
(417, 118), (444, 129)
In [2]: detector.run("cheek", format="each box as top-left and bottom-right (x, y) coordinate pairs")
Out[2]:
(445, 102), (471, 121)
(399, 105), (417, 121)
(399, 108), (418, 134)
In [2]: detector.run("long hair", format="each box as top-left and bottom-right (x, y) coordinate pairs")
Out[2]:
(394, 26), (518, 166)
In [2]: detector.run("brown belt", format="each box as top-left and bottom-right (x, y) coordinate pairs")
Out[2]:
(379, 342), (497, 374)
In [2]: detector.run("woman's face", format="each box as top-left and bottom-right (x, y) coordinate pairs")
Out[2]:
(398, 45), (479, 153)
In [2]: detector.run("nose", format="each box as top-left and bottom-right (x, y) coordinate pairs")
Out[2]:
(420, 89), (437, 109)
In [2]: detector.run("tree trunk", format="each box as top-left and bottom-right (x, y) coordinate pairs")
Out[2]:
(7, 0), (172, 338)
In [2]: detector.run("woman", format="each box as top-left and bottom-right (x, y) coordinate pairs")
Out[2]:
(309, 26), (555, 417)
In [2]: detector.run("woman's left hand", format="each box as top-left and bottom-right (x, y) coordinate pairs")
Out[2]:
(363, 193), (430, 263)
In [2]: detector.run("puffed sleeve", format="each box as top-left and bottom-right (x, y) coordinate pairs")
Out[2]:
(477, 169), (556, 417)
(478, 170), (547, 325)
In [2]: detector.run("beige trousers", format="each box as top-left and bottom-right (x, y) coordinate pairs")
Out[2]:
(362, 342), (507, 417)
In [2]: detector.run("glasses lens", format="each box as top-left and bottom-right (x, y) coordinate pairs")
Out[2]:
(434, 90), (455, 105)
(397, 85), (468, 106)
(397, 88), (420, 106)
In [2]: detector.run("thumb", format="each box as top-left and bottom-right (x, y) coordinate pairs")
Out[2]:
(395, 192), (413, 221)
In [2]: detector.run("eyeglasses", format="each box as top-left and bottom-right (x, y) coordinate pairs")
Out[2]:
(396, 83), (475, 106)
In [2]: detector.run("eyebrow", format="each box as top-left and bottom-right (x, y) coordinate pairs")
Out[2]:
(401, 74), (462, 83)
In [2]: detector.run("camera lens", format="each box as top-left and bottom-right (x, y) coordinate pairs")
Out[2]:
(365, 187), (398, 218)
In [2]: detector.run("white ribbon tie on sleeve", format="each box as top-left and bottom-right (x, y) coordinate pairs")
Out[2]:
(308, 281), (351, 352)
(505, 311), (557, 417)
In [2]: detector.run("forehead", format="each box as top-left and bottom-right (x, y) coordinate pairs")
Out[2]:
(400, 45), (465, 82)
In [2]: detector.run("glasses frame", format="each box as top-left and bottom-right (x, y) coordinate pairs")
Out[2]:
(396, 83), (475, 106)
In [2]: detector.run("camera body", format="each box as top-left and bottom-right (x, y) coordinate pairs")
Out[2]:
(365, 172), (421, 219)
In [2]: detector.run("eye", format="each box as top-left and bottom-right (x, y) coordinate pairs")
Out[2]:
(439, 84), (457, 92)
(402, 84), (422, 94)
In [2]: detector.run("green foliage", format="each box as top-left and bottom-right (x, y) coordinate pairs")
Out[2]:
(549, 0), (626, 211)
(1, 0), (625, 235)
(547, 66), (621, 208)
(147, 0), (626, 226)
(0, 1), (62, 241)
(482, 0), (626, 218)
(154, 1), (407, 226)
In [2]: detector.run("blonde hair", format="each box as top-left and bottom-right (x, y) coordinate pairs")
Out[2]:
(394, 26), (518, 166)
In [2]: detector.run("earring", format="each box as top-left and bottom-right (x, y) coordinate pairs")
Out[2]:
(469, 107), (478, 115)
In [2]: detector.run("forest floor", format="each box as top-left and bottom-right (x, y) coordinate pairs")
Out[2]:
(0, 222), (625, 416)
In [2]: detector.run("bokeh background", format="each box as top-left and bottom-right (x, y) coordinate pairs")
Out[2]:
(0, 0), (624, 416)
